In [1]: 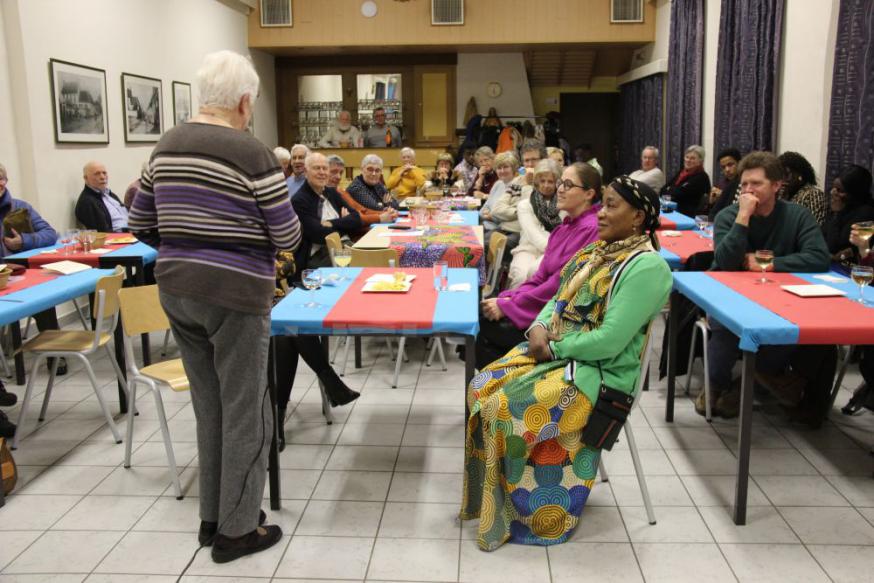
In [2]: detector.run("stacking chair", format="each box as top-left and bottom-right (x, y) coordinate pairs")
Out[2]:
(335, 248), (410, 387)
(425, 192), (444, 201)
(12, 267), (127, 450)
(597, 321), (658, 525)
(325, 232), (343, 261)
(118, 285), (188, 499)
(686, 316), (713, 421)
(482, 231), (507, 298)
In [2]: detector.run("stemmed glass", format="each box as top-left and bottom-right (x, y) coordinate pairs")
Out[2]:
(851, 265), (873, 305)
(301, 269), (323, 308)
(85, 230), (96, 252)
(694, 215), (712, 239)
(332, 248), (352, 281)
(754, 250), (774, 284)
(59, 230), (73, 255)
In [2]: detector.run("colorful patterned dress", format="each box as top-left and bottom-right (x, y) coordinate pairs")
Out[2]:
(461, 240), (672, 551)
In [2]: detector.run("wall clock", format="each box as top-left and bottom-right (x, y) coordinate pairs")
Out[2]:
(486, 82), (502, 98)
(361, 1), (378, 17)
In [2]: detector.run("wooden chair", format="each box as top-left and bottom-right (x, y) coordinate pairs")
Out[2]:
(482, 231), (508, 297)
(325, 232), (343, 266)
(13, 267), (127, 450)
(425, 191), (444, 201)
(118, 285), (188, 499)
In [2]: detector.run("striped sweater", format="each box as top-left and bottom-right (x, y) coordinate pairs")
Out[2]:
(129, 122), (301, 314)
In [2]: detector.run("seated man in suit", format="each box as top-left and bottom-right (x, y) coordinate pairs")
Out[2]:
(292, 152), (362, 269)
(75, 161), (129, 232)
(704, 151), (832, 425)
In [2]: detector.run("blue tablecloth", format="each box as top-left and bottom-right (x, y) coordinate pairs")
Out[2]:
(672, 271), (869, 352)
(271, 267), (479, 337)
(5, 241), (158, 265)
(0, 269), (114, 327)
(370, 210), (480, 228)
(659, 211), (696, 231)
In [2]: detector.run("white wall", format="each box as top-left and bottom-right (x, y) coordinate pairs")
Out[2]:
(0, 0), (276, 232)
(456, 53), (534, 127)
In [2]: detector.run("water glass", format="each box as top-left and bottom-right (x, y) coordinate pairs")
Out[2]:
(433, 260), (448, 291)
(301, 269), (323, 308)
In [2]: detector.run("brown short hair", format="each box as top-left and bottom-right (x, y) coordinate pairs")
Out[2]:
(569, 162), (602, 201)
(738, 151), (783, 182)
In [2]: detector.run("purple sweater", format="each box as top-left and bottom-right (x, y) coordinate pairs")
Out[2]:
(497, 204), (601, 329)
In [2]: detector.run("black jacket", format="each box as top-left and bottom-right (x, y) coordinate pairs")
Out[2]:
(291, 180), (362, 270)
(662, 170), (711, 218)
(708, 177), (740, 221)
(75, 186), (125, 232)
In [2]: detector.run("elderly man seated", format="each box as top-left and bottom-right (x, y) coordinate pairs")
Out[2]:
(286, 144), (309, 197)
(345, 154), (400, 212)
(292, 153), (362, 269)
(385, 147), (426, 200)
(362, 107), (401, 148)
(319, 110), (362, 148)
(328, 155), (396, 233)
(75, 161), (129, 232)
(629, 146), (666, 191)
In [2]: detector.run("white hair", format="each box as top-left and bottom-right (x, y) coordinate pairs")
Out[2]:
(273, 147), (291, 164)
(304, 152), (327, 170)
(196, 50), (260, 110)
(361, 154), (384, 169)
(642, 146), (660, 160)
(400, 147), (415, 159)
(291, 144), (310, 157)
(685, 145), (705, 160)
(327, 155), (345, 167)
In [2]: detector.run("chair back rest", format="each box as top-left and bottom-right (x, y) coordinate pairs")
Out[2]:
(632, 320), (656, 408)
(350, 248), (398, 267)
(425, 192), (444, 201)
(95, 267), (125, 318)
(325, 232), (343, 255)
(487, 231), (507, 266)
(118, 285), (170, 337)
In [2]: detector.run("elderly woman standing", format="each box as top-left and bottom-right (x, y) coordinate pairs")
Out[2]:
(129, 51), (300, 563)
(346, 154), (400, 211)
(662, 145), (711, 217)
(507, 159), (562, 288)
(385, 147), (426, 199)
(463, 176), (671, 550)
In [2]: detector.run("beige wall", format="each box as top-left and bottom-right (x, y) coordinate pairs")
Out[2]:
(530, 78), (620, 116)
(249, 0), (655, 50)
(456, 53), (534, 127)
(0, 0), (277, 233)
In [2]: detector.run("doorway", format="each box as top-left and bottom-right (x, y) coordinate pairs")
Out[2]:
(559, 93), (620, 181)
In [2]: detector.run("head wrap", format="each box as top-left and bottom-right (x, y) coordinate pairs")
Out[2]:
(609, 175), (661, 247)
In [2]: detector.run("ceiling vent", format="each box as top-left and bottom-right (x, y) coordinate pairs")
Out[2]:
(260, 0), (292, 27)
(432, 0), (463, 26)
(611, 0), (643, 23)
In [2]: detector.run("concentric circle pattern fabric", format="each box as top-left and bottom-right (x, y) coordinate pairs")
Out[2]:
(460, 344), (599, 551)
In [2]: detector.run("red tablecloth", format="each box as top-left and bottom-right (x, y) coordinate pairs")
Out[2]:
(658, 231), (713, 264)
(323, 268), (438, 331)
(0, 269), (59, 297)
(709, 271), (874, 345)
(26, 233), (135, 268)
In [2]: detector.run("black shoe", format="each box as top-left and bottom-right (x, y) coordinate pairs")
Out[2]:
(199, 509), (267, 546)
(46, 357), (67, 377)
(0, 381), (16, 407)
(277, 408), (287, 452)
(318, 368), (360, 408)
(211, 524), (283, 564)
(0, 409), (16, 438)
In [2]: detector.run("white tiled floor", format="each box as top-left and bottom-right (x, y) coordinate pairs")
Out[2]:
(1, 325), (873, 582)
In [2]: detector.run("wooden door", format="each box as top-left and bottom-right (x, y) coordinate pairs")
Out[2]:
(414, 65), (456, 147)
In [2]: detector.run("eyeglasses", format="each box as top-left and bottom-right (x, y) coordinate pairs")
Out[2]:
(363, 167), (382, 174)
(557, 179), (588, 191)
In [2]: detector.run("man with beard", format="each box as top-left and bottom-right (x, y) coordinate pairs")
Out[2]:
(319, 110), (362, 148)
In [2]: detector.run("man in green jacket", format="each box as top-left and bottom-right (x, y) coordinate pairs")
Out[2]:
(703, 151), (832, 422)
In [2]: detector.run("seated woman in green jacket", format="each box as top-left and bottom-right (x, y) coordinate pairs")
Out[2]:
(461, 176), (672, 551)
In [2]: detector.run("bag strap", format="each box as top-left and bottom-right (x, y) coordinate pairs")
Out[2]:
(596, 249), (654, 383)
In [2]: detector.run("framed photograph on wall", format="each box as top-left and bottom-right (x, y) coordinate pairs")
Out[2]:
(121, 73), (163, 142)
(49, 59), (109, 143)
(172, 81), (192, 126)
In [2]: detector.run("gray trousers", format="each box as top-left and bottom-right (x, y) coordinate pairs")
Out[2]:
(160, 292), (272, 537)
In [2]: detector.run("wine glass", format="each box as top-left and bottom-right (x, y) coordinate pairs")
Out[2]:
(694, 215), (711, 239)
(85, 230), (96, 252)
(301, 269), (323, 308)
(754, 249), (774, 284)
(59, 230), (72, 255)
(851, 265), (873, 305)
(852, 221), (874, 244)
(332, 248), (352, 281)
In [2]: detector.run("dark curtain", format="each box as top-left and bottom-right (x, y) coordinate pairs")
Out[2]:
(665, 0), (705, 178)
(712, 0), (784, 177)
(619, 74), (664, 175)
(826, 0), (874, 184)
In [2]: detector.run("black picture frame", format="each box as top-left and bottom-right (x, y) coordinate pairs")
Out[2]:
(49, 59), (109, 144)
(171, 81), (192, 126)
(121, 72), (163, 142)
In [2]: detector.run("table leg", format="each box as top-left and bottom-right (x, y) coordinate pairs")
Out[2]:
(733, 350), (756, 525)
(665, 292), (679, 422)
(10, 322), (24, 386)
(134, 264), (151, 366)
(268, 337), (281, 510)
(354, 336), (362, 369)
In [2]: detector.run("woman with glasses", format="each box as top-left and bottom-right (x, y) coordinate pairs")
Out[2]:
(345, 154), (400, 211)
(463, 176), (671, 551)
(477, 163), (602, 368)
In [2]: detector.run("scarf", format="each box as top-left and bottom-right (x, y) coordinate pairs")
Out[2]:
(548, 234), (653, 339)
(529, 188), (562, 232)
(674, 165), (702, 187)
